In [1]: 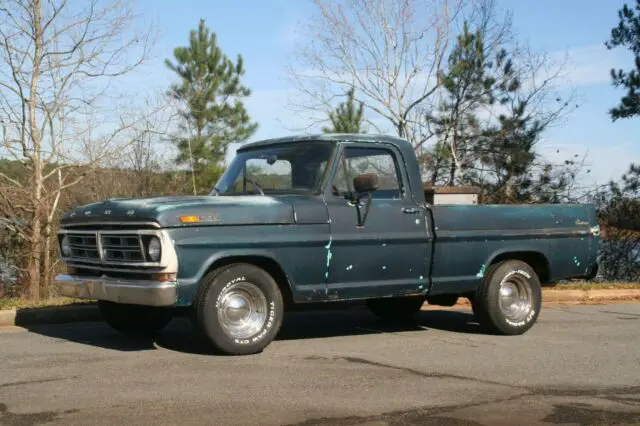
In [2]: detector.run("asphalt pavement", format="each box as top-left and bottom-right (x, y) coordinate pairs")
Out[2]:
(1, 303), (639, 425)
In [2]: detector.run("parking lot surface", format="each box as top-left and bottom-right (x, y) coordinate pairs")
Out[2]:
(1, 303), (640, 425)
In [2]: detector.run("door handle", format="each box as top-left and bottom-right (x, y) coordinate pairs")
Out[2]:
(402, 207), (420, 214)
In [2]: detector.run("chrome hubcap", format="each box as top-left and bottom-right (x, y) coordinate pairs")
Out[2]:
(217, 282), (268, 339)
(498, 275), (533, 323)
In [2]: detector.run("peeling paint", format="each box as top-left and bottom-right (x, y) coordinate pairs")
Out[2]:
(476, 264), (486, 278)
(324, 237), (333, 288)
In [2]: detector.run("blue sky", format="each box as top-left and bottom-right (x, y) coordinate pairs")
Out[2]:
(130, 0), (639, 187)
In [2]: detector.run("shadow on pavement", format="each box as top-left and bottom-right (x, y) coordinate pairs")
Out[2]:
(23, 306), (482, 356)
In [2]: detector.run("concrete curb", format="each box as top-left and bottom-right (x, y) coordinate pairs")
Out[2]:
(1, 289), (640, 327)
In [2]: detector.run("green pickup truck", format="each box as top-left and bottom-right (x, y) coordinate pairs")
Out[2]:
(55, 134), (600, 355)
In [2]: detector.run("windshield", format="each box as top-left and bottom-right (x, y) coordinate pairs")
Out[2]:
(212, 142), (334, 195)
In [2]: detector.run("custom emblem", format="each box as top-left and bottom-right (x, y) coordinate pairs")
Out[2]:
(200, 214), (221, 223)
(104, 209), (112, 215)
(126, 210), (135, 216)
(84, 210), (91, 215)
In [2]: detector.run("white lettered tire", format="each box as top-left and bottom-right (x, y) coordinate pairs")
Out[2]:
(193, 263), (284, 355)
(472, 259), (542, 335)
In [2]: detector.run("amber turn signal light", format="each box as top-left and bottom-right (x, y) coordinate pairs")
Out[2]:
(179, 215), (200, 223)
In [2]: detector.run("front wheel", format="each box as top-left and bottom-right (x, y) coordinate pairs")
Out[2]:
(193, 263), (284, 355)
(98, 301), (173, 337)
(472, 260), (542, 335)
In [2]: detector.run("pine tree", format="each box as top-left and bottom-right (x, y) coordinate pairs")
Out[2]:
(426, 22), (500, 185)
(427, 21), (578, 203)
(606, 0), (640, 121)
(323, 87), (365, 133)
(165, 19), (257, 194)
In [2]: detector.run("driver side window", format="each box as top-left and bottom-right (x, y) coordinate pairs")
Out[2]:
(331, 146), (402, 199)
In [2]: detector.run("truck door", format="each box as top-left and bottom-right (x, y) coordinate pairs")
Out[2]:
(323, 143), (431, 299)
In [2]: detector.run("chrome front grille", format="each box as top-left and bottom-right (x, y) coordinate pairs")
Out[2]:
(60, 230), (164, 269)
(67, 234), (100, 261)
(58, 225), (176, 276)
(101, 234), (145, 262)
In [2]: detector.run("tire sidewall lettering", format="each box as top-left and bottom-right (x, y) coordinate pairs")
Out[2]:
(233, 301), (277, 345)
(215, 276), (246, 309)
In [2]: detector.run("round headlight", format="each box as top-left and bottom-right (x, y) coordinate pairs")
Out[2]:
(147, 237), (161, 262)
(60, 235), (71, 257)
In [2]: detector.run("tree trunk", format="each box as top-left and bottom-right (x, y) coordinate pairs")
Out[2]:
(26, 213), (42, 301)
(448, 161), (457, 186)
(26, 0), (44, 301)
(41, 226), (52, 299)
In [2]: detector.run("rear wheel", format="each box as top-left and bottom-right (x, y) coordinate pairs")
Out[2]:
(472, 260), (541, 335)
(367, 296), (425, 322)
(98, 301), (173, 337)
(193, 263), (284, 355)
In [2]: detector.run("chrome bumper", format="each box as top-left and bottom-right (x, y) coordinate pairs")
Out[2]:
(54, 274), (177, 306)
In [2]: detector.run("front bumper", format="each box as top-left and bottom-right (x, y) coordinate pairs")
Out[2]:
(54, 274), (177, 306)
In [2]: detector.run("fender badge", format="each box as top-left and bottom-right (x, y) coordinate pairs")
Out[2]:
(104, 209), (112, 215)
(126, 210), (135, 216)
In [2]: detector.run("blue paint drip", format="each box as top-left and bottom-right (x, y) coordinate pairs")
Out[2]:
(324, 237), (333, 293)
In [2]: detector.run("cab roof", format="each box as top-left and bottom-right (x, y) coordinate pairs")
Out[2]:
(237, 133), (413, 152)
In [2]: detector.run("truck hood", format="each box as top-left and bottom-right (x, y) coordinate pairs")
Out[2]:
(60, 195), (295, 228)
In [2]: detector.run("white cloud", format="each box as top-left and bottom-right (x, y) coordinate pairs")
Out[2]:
(556, 43), (633, 88)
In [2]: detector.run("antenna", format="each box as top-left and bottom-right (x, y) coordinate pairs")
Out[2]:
(179, 96), (197, 196)
(184, 117), (197, 196)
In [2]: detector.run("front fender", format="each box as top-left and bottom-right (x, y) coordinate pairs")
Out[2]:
(174, 249), (296, 306)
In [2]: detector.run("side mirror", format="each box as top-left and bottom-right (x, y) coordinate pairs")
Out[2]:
(351, 173), (378, 228)
(353, 173), (379, 194)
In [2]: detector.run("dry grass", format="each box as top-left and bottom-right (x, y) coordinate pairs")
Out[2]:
(0, 297), (93, 311)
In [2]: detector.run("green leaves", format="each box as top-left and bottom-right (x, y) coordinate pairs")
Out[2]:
(323, 87), (365, 134)
(606, 0), (640, 121)
(166, 19), (257, 194)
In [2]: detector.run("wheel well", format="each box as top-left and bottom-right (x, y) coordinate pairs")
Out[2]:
(204, 256), (295, 308)
(490, 251), (550, 284)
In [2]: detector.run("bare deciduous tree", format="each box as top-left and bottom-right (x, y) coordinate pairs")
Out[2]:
(0, 0), (157, 300)
(286, 0), (511, 148)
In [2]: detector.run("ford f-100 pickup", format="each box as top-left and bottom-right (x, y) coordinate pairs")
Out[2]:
(55, 133), (600, 355)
